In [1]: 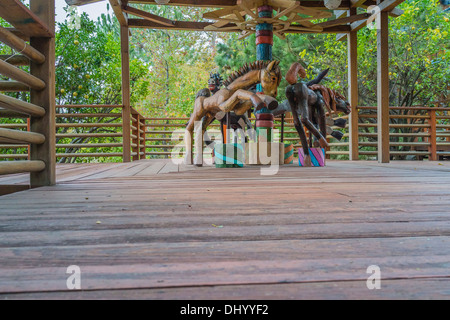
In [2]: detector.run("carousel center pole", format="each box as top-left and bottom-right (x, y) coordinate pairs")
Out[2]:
(255, 5), (275, 144)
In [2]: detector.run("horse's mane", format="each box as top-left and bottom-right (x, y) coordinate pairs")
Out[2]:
(223, 60), (280, 87)
(308, 84), (347, 114)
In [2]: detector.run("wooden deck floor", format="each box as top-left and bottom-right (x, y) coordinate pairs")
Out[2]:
(0, 160), (449, 300)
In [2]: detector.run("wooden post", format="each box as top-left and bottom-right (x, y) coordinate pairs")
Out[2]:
(348, 18), (359, 160)
(29, 0), (56, 187)
(131, 114), (139, 161)
(140, 116), (146, 160)
(429, 109), (437, 161)
(121, 25), (131, 163)
(377, 9), (390, 163)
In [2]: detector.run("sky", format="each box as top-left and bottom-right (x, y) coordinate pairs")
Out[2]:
(55, 0), (110, 23)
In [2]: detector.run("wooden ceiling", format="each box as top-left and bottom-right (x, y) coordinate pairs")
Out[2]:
(65, 0), (406, 37)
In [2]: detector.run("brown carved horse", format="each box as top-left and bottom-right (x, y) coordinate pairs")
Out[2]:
(272, 62), (350, 166)
(185, 60), (282, 165)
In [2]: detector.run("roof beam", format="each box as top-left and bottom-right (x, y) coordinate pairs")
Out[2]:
(65, 0), (105, 6)
(128, 0), (238, 7)
(128, 19), (236, 31)
(316, 12), (370, 28)
(122, 6), (175, 27)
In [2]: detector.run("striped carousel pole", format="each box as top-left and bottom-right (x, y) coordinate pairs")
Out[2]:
(255, 5), (274, 143)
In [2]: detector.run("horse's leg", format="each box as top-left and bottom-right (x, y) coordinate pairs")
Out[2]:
(219, 89), (265, 113)
(316, 102), (328, 145)
(194, 114), (215, 167)
(299, 102), (328, 149)
(185, 98), (206, 165)
(286, 84), (311, 167)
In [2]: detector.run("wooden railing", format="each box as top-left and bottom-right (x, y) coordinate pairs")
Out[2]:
(143, 115), (350, 158)
(2, 104), (448, 169)
(0, 0), (55, 191)
(355, 104), (450, 160)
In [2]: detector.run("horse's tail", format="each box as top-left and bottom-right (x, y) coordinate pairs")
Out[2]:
(306, 68), (329, 86)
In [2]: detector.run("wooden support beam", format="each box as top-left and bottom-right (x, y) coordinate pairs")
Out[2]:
(0, 59), (46, 91)
(0, 93), (44, 117)
(0, 0), (54, 37)
(316, 13), (370, 28)
(0, 81), (30, 92)
(0, 25), (46, 64)
(65, 0), (105, 5)
(128, 0), (238, 7)
(109, 0), (128, 26)
(377, 9), (390, 163)
(121, 25), (132, 163)
(122, 6), (175, 27)
(128, 19), (235, 31)
(0, 127), (45, 145)
(0, 55), (30, 66)
(347, 11), (359, 161)
(0, 160), (45, 176)
(29, 0), (56, 187)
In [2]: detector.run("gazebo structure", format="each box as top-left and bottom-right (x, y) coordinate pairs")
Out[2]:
(1, 0), (449, 301)
(69, 0), (405, 165)
(0, 0), (408, 186)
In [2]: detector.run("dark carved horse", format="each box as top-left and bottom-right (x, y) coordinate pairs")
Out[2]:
(271, 62), (351, 166)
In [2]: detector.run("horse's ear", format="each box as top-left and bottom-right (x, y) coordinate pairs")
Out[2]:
(267, 60), (277, 71)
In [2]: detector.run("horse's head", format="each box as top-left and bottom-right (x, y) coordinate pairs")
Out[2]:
(261, 60), (282, 98)
(208, 73), (223, 94)
(332, 90), (351, 115)
(335, 96), (352, 115)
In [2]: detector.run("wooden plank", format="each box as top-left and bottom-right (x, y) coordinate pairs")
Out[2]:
(0, 0), (54, 37)
(29, 0), (56, 187)
(0, 184), (29, 196)
(134, 160), (168, 176)
(377, 9), (390, 163)
(2, 278), (447, 300)
(0, 255), (448, 294)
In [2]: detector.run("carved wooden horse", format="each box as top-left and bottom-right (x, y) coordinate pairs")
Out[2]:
(273, 62), (350, 166)
(186, 60), (282, 165)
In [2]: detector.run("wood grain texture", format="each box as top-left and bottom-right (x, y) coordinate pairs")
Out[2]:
(0, 160), (449, 299)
